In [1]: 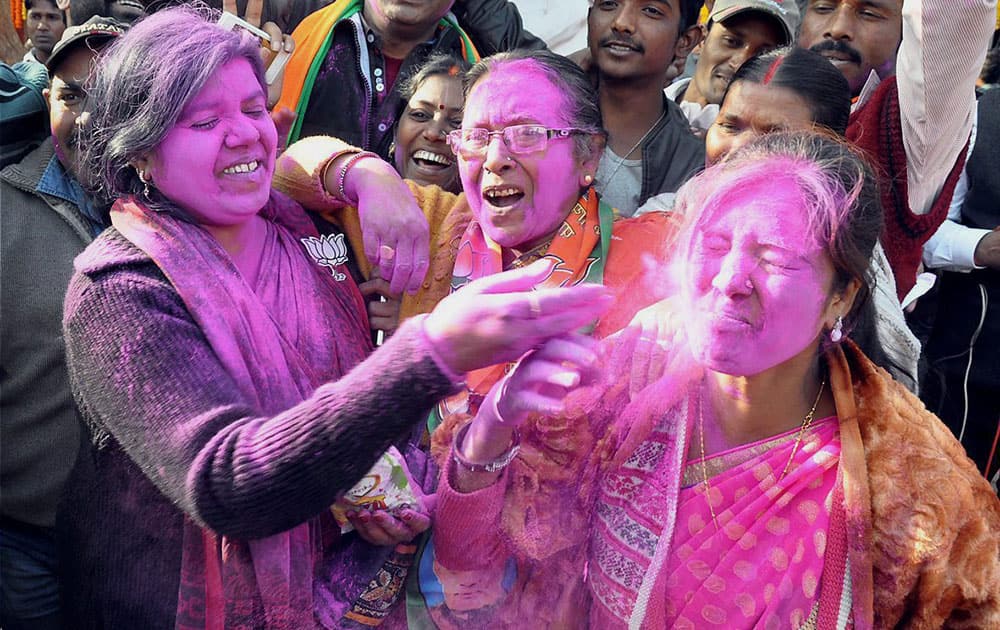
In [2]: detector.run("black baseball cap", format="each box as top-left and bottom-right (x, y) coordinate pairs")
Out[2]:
(46, 15), (128, 72)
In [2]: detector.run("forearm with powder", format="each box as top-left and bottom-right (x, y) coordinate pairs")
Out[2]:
(64, 267), (458, 540)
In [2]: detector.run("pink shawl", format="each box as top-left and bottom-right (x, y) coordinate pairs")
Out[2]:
(111, 193), (371, 629)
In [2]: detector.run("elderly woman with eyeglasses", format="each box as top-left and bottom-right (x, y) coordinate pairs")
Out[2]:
(276, 47), (683, 376)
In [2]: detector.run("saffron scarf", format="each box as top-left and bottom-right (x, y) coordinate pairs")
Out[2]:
(431, 188), (614, 426)
(111, 193), (372, 629)
(277, 0), (480, 143)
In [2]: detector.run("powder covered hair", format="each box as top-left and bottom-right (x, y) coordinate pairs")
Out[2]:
(463, 49), (606, 161)
(673, 130), (885, 360)
(79, 4), (264, 208)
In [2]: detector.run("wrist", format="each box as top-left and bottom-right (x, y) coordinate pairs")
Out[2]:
(453, 420), (519, 473)
(418, 315), (466, 385)
(973, 230), (1000, 269)
(341, 152), (393, 204)
(323, 150), (381, 205)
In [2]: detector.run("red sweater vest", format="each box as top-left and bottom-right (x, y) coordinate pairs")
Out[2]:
(846, 77), (968, 302)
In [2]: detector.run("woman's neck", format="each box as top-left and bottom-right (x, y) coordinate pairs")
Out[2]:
(204, 215), (267, 287)
(699, 347), (834, 455)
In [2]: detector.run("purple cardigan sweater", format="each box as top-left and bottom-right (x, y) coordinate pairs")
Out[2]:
(58, 228), (456, 629)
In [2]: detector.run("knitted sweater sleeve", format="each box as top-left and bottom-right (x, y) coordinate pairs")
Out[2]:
(63, 255), (458, 539)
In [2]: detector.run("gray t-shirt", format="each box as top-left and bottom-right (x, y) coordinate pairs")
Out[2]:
(595, 146), (643, 218)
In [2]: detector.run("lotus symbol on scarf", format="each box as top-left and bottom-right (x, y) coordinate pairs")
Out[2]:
(302, 234), (349, 281)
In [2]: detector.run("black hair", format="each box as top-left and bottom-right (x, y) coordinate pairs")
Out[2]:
(980, 43), (1000, 87)
(678, 0), (703, 32)
(25, 0), (66, 20)
(399, 52), (471, 102)
(727, 46), (851, 136)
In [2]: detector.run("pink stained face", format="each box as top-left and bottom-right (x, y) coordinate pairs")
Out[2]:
(142, 58), (276, 228)
(459, 60), (591, 251)
(681, 176), (837, 376)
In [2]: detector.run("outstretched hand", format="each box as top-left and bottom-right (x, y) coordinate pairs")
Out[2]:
(493, 333), (601, 427)
(423, 259), (615, 375)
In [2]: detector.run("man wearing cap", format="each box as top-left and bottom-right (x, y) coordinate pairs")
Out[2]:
(0, 16), (126, 630)
(666, 0), (798, 135)
(798, 0), (995, 301)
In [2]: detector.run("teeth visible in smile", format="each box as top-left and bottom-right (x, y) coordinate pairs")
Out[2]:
(413, 150), (453, 166)
(223, 160), (259, 174)
(485, 187), (521, 199)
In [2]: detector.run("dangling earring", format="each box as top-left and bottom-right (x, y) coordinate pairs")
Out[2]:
(829, 316), (844, 343)
(137, 168), (153, 198)
(388, 141), (396, 163)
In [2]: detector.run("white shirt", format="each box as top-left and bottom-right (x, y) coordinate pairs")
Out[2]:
(885, 0), (996, 216)
(921, 110), (991, 272)
(664, 77), (719, 135)
(508, 0), (588, 55)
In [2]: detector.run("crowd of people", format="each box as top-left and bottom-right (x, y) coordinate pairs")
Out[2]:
(2, 0), (999, 629)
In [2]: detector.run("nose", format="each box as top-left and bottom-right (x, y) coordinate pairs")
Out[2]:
(224, 114), (261, 148)
(610, 5), (636, 34)
(711, 249), (755, 297)
(725, 129), (755, 159)
(728, 45), (755, 71)
(481, 132), (513, 174)
(824, 6), (855, 41)
(421, 117), (449, 143)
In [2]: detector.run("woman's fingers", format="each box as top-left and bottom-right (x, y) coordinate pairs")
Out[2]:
(347, 509), (430, 546)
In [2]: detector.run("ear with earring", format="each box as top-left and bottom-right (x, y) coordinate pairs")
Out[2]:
(829, 315), (844, 343)
(136, 168), (153, 199)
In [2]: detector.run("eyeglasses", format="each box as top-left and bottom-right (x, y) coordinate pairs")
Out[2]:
(446, 125), (588, 159)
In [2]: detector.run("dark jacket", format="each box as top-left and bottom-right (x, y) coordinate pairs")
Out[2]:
(296, 5), (543, 159)
(0, 139), (91, 528)
(639, 96), (705, 203)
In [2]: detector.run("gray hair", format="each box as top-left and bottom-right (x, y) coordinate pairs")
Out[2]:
(464, 49), (606, 160)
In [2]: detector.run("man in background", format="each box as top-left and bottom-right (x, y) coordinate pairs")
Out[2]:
(22, 0), (66, 65)
(1, 17), (125, 630)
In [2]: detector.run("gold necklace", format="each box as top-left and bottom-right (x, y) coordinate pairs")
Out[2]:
(697, 380), (826, 531)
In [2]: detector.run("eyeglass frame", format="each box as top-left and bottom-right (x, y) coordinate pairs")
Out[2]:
(446, 124), (592, 159)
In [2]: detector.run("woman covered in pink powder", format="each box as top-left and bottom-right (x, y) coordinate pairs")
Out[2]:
(57, 6), (610, 629)
(430, 132), (1000, 628)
